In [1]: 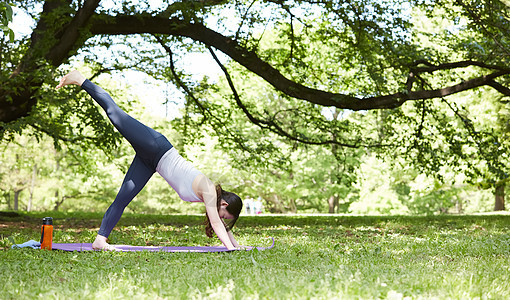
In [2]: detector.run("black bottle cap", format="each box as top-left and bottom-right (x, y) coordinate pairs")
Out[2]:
(42, 217), (53, 225)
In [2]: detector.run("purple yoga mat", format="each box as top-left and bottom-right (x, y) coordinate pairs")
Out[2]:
(52, 238), (275, 252)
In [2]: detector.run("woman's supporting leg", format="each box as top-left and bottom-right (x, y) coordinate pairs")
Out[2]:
(97, 154), (154, 238)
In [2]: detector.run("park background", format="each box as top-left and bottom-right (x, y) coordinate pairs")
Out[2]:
(1, 1), (510, 299)
(1, 1), (509, 216)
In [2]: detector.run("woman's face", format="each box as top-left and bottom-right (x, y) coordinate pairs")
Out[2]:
(219, 201), (234, 219)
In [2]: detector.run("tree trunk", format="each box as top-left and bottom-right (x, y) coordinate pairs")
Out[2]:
(6, 192), (12, 210)
(495, 184), (506, 211)
(28, 163), (37, 212)
(53, 190), (63, 211)
(288, 198), (297, 213)
(456, 199), (463, 214)
(328, 195), (339, 213)
(267, 194), (286, 213)
(13, 190), (20, 211)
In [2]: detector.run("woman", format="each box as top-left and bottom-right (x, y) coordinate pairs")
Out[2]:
(56, 70), (243, 250)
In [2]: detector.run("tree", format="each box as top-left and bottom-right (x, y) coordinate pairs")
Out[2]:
(1, 1), (509, 139)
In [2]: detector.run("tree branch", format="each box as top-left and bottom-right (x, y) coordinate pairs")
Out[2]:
(46, 0), (101, 66)
(487, 80), (510, 96)
(90, 14), (510, 111)
(411, 60), (510, 73)
(456, 0), (510, 57)
(152, 35), (208, 119)
(208, 46), (367, 148)
(154, 35), (258, 153)
(29, 124), (97, 143)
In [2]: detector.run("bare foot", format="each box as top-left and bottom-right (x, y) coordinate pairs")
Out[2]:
(92, 235), (117, 251)
(56, 70), (86, 89)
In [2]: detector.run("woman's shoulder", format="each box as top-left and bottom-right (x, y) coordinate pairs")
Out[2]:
(192, 174), (215, 199)
(193, 173), (214, 189)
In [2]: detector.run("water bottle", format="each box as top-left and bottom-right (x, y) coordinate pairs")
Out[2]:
(40, 217), (53, 250)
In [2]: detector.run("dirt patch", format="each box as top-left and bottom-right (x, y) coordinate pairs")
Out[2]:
(0, 221), (39, 230)
(0, 217), (101, 231)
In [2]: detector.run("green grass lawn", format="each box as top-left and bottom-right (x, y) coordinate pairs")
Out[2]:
(1, 212), (509, 299)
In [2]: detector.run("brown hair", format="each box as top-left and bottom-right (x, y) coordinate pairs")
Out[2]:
(204, 184), (243, 238)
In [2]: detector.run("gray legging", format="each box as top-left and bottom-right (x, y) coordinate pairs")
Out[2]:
(81, 79), (172, 237)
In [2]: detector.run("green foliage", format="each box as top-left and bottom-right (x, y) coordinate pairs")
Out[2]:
(1, 213), (510, 299)
(171, 62), (364, 212)
(348, 153), (496, 215)
(362, 3), (510, 196)
(0, 74), (194, 214)
(1, 0), (509, 214)
(0, 2), (14, 42)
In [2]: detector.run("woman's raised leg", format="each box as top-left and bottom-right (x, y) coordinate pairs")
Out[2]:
(57, 70), (163, 157)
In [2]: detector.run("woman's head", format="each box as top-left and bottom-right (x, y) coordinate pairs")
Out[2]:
(204, 184), (243, 238)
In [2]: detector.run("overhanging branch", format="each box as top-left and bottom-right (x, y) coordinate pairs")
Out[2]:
(29, 124), (97, 143)
(90, 14), (510, 110)
(208, 47), (366, 148)
(154, 36), (258, 153)
(487, 80), (510, 96)
(411, 60), (510, 73)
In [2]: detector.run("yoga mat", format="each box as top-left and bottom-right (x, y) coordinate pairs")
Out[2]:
(52, 238), (274, 252)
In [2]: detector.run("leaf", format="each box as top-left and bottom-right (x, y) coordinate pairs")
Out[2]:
(5, 3), (13, 22)
(8, 29), (14, 42)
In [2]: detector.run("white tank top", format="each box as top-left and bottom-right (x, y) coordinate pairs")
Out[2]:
(156, 148), (203, 202)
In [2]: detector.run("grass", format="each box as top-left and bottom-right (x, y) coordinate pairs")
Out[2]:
(1, 212), (509, 299)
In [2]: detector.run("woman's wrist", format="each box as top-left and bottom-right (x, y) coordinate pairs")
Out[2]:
(77, 77), (86, 86)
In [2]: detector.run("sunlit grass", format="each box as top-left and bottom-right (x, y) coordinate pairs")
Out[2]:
(1, 212), (509, 299)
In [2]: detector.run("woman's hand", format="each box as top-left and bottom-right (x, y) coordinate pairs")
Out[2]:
(56, 70), (86, 89)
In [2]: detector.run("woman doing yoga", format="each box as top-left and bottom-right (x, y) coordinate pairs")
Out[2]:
(56, 70), (244, 250)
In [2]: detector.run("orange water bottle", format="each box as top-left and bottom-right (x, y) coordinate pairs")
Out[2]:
(40, 217), (53, 250)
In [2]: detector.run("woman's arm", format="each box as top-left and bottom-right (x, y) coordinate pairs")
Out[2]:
(199, 177), (237, 250)
(205, 206), (236, 250)
(227, 230), (240, 248)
